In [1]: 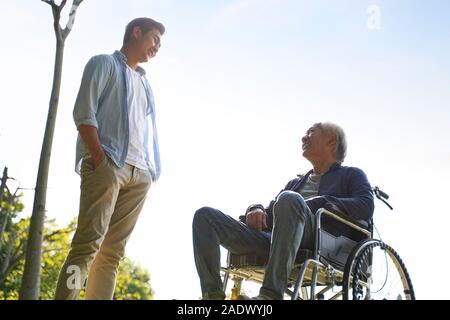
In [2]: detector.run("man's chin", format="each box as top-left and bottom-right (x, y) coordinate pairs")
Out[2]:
(139, 56), (149, 63)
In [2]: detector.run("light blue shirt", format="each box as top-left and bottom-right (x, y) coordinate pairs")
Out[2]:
(73, 50), (161, 181)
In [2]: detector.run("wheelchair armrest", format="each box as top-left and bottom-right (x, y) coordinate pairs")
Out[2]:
(315, 208), (371, 237)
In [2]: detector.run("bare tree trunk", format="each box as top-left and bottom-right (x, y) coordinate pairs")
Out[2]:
(0, 167), (7, 209)
(0, 167), (10, 249)
(19, 0), (84, 300)
(0, 235), (25, 285)
(0, 228), (17, 283)
(0, 188), (17, 252)
(19, 40), (64, 300)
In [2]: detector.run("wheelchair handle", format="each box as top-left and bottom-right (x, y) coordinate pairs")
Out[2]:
(373, 186), (389, 200)
(373, 186), (393, 210)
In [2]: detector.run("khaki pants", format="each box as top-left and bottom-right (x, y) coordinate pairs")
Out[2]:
(55, 156), (152, 300)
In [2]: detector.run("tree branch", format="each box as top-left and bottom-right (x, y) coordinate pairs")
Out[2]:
(42, 248), (65, 254)
(10, 237), (26, 265)
(60, 0), (68, 9)
(44, 228), (72, 241)
(62, 0), (84, 39)
(0, 253), (23, 284)
(42, 0), (65, 42)
(0, 232), (17, 275)
(0, 234), (22, 284)
(41, 0), (57, 9)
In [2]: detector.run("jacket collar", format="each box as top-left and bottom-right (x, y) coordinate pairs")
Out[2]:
(297, 161), (342, 178)
(113, 50), (146, 76)
(292, 161), (341, 193)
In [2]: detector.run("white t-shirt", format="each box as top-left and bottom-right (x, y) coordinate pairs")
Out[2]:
(125, 65), (154, 171)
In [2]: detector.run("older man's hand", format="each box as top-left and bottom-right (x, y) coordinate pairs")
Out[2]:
(246, 209), (268, 231)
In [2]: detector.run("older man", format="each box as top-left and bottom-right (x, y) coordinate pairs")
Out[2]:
(192, 122), (374, 300)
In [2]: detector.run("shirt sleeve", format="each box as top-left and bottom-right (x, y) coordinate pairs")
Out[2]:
(73, 55), (112, 129)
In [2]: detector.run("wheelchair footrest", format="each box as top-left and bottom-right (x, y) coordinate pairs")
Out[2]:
(230, 254), (268, 267)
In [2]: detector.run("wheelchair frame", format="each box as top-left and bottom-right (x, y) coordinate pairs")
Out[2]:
(221, 190), (415, 300)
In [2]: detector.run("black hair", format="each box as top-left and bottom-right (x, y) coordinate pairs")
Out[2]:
(123, 17), (165, 45)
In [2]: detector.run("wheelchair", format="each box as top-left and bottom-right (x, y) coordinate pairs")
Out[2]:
(221, 187), (415, 300)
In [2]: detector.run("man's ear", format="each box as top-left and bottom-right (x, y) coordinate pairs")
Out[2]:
(328, 133), (337, 149)
(132, 26), (142, 40)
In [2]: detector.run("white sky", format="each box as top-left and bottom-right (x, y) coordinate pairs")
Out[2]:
(1, 0), (450, 299)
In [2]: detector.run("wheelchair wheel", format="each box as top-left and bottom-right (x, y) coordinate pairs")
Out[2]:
(343, 239), (415, 300)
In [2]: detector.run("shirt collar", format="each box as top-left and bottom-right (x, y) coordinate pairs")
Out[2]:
(114, 50), (146, 76)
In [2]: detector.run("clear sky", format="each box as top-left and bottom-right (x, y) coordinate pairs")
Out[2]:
(1, 0), (449, 299)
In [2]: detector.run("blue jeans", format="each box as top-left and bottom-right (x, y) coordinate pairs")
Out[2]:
(192, 191), (315, 300)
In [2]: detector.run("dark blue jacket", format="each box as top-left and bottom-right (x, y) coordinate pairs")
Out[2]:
(262, 162), (374, 231)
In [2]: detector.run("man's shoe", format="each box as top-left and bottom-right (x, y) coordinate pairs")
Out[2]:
(252, 294), (274, 300)
(202, 292), (226, 300)
(237, 294), (274, 300)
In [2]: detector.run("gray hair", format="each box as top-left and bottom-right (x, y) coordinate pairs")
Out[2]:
(317, 122), (347, 163)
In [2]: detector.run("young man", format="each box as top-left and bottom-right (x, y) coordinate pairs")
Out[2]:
(55, 17), (165, 300)
(192, 122), (374, 300)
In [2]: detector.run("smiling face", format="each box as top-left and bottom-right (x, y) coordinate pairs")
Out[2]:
(133, 27), (162, 63)
(301, 124), (337, 163)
